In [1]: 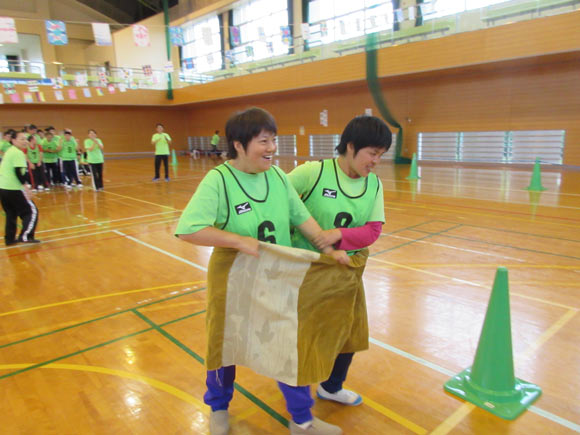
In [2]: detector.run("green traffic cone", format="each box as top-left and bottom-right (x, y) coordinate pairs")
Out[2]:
(444, 267), (542, 420)
(170, 149), (178, 166)
(525, 158), (546, 191)
(406, 153), (420, 180)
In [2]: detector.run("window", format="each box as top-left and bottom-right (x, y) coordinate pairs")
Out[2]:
(307, 0), (394, 47)
(423, 0), (511, 19)
(230, 0), (290, 64)
(181, 14), (223, 74)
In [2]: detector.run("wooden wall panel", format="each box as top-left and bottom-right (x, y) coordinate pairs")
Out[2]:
(0, 105), (188, 154)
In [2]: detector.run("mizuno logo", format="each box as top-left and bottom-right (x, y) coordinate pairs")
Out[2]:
(322, 188), (337, 199)
(235, 202), (252, 215)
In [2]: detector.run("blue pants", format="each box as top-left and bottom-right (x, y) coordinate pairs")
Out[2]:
(205, 366), (314, 424)
(320, 352), (354, 393)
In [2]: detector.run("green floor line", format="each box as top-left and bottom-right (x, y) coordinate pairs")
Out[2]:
(372, 224), (463, 257)
(378, 220), (439, 238)
(132, 309), (289, 428)
(411, 230), (580, 261)
(0, 287), (206, 350)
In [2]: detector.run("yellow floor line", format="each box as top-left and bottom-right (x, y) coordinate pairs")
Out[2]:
(368, 257), (577, 311)
(0, 281), (205, 318)
(102, 190), (180, 211)
(519, 309), (578, 361)
(359, 392), (428, 434)
(429, 403), (476, 435)
(383, 264), (580, 270)
(0, 363), (207, 412)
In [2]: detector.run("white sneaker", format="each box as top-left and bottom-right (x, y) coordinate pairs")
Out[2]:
(38, 185), (44, 190)
(209, 410), (229, 435)
(44, 187), (50, 191)
(316, 385), (362, 406)
(289, 417), (342, 434)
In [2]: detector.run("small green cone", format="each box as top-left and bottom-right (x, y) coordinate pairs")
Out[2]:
(170, 149), (178, 166)
(444, 267), (542, 420)
(406, 153), (420, 180)
(525, 158), (546, 191)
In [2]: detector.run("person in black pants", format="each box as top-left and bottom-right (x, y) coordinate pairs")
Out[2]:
(151, 123), (172, 181)
(0, 131), (40, 245)
(84, 129), (105, 191)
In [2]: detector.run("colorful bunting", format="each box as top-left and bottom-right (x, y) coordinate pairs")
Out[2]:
(46, 20), (68, 45)
(68, 89), (77, 100)
(95, 87), (104, 96)
(23, 92), (33, 103)
(75, 72), (88, 87)
(83, 88), (92, 98)
(54, 90), (64, 101)
(169, 26), (184, 46)
(92, 22), (112, 46)
(118, 83), (127, 93)
(245, 45), (254, 58)
(107, 84), (115, 94)
(164, 61), (174, 73)
(142, 65), (152, 76)
(3, 83), (15, 94)
(132, 24), (150, 47)
(183, 58), (194, 70)
(9, 93), (20, 103)
(52, 78), (63, 89)
(280, 26), (292, 45)
(230, 26), (241, 47)
(0, 17), (18, 44)
(36, 92), (46, 102)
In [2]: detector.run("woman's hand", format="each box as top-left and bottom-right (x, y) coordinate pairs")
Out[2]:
(328, 249), (349, 265)
(312, 228), (342, 250)
(235, 235), (260, 257)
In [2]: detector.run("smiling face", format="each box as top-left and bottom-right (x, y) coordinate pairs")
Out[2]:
(88, 130), (97, 139)
(232, 130), (277, 174)
(340, 143), (384, 178)
(12, 132), (28, 150)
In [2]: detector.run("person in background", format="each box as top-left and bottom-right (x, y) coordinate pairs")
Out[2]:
(0, 129), (15, 161)
(84, 129), (105, 191)
(42, 130), (61, 186)
(151, 123), (171, 182)
(26, 135), (49, 192)
(60, 129), (82, 189)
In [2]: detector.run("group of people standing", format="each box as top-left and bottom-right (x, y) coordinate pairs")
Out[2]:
(176, 107), (391, 434)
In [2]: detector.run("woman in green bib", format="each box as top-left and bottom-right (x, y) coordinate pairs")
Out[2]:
(151, 123), (171, 181)
(60, 130), (82, 189)
(176, 107), (348, 435)
(42, 130), (61, 186)
(84, 129), (105, 191)
(289, 115), (392, 408)
(26, 135), (49, 192)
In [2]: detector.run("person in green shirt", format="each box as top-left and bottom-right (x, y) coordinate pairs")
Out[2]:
(42, 130), (61, 186)
(288, 115), (391, 409)
(0, 130), (40, 245)
(84, 129), (105, 191)
(26, 134), (49, 192)
(175, 107), (347, 435)
(60, 130), (82, 189)
(151, 123), (171, 181)
(210, 129), (222, 161)
(0, 129), (15, 161)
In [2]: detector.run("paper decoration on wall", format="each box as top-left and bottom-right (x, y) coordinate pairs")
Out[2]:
(152, 73), (159, 85)
(52, 78), (64, 89)
(0, 17), (18, 44)
(129, 81), (138, 90)
(122, 68), (132, 82)
(320, 21), (328, 37)
(245, 45), (254, 58)
(164, 61), (174, 73)
(36, 92), (45, 102)
(95, 87), (104, 96)
(183, 58), (194, 70)
(98, 70), (108, 87)
(92, 22), (112, 46)
(394, 9), (404, 22)
(365, 108), (373, 116)
(169, 26), (184, 46)
(46, 20), (68, 45)
(0, 93), (3, 104)
(118, 83), (127, 93)
(28, 85), (39, 93)
(132, 24), (150, 47)
(266, 41), (274, 54)
(75, 72), (88, 87)
(301, 23), (310, 40)
(83, 88), (92, 98)
(320, 109), (328, 127)
(107, 84), (116, 94)
(9, 92), (20, 103)
(257, 26), (266, 42)
(3, 83), (15, 94)
(202, 26), (213, 45)
(142, 65), (152, 76)
(280, 26), (292, 45)
(54, 90), (64, 101)
(23, 92), (33, 103)
(68, 89), (77, 100)
(230, 26), (241, 47)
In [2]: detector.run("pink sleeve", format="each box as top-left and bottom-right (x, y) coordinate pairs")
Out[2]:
(336, 221), (383, 251)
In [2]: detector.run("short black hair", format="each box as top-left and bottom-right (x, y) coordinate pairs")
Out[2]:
(336, 115), (392, 156)
(226, 107), (277, 159)
(4, 129), (15, 137)
(28, 124), (37, 131)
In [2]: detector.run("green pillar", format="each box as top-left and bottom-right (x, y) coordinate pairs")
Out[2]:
(163, 0), (174, 100)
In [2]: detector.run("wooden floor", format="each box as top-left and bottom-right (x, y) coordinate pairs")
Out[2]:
(1, 156), (579, 434)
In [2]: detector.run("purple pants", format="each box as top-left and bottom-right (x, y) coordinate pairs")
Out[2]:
(204, 366), (314, 424)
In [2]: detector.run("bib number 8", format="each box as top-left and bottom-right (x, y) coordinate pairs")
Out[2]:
(334, 212), (353, 228)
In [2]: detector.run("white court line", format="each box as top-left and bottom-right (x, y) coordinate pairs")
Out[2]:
(368, 337), (580, 433)
(380, 232), (526, 262)
(112, 230), (207, 272)
(36, 211), (179, 234)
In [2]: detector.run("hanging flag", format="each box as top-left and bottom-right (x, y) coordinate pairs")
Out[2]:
(9, 92), (21, 103)
(23, 92), (33, 103)
(257, 26), (266, 42)
(245, 45), (254, 58)
(0, 17), (18, 44)
(132, 24), (150, 47)
(129, 81), (138, 90)
(230, 26), (241, 47)
(83, 88), (92, 98)
(280, 26), (292, 45)
(320, 109), (328, 127)
(46, 20), (68, 45)
(320, 21), (328, 37)
(75, 72), (88, 87)
(266, 41), (274, 54)
(95, 87), (104, 96)
(3, 83), (15, 94)
(118, 83), (127, 93)
(0, 93), (3, 104)
(183, 58), (194, 70)
(36, 92), (45, 102)
(54, 90), (64, 101)
(122, 68), (132, 83)
(164, 61), (174, 73)
(98, 70), (108, 87)
(202, 26), (213, 45)
(301, 23), (310, 41)
(395, 9), (404, 22)
(339, 20), (346, 35)
(169, 26), (184, 46)
(107, 84), (115, 94)
(92, 22), (112, 46)
(52, 78), (64, 89)
(68, 89), (77, 100)
(28, 85), (39, 93)
(142, 65), (152, 76)
(225, 50), (234, 62)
